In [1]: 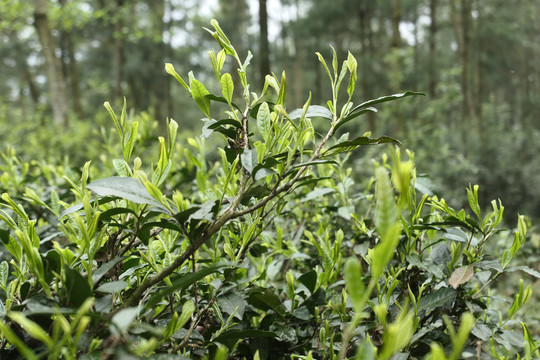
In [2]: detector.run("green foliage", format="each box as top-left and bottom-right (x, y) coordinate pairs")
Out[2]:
(0, 21), (538, 360)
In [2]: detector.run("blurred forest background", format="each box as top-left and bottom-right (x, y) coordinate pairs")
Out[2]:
(1, 0), (540, 222)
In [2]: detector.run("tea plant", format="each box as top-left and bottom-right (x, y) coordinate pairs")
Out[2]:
(0, 20), (538, 359)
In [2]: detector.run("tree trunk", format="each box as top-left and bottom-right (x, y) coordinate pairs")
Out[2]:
(58, 0), (84, 119)
(429, 0), (438, 97)
(149, 0), (168, 126)
(259, 0), (271, 85)
(391, 0), (401, 48)
(113, 0), (125, 104)
(473, 0), (483, 133)
(33, 0), (69, 127)
(450, 0), (473, 151)
(358, 4), (376, 131)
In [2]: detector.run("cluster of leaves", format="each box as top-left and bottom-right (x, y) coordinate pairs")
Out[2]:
(0, 21), (538, 359)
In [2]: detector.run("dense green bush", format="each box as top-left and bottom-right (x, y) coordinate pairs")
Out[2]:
(0, 21), (538, 359)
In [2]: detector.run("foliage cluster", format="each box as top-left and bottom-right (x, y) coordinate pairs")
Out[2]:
(0, 22), (539, 359)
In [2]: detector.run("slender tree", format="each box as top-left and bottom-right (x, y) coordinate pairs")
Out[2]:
(33, 0), (69, 127)
(259, 0), (271, 84)
(58, 0), (83, 119)
(429, 0), (438, 97)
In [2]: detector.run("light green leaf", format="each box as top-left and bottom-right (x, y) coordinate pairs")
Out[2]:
(8, 312), (54, 349)
(96, 280), (128, 294)
(346, 51), (357, 97)
(221, 73), (234, 104)
(256, 102), (272, 142)
(178, 300), (196, 328)
(344, 258), (365, 313)
(241, 148), (257, 175)
(316, 52), (332, 82)
(190, 79), (211, 117)
(0, 321), (38, 360)
(0, 261), (8, 290)
(371, 223), (401, 279)
(113, 159), (131, 177)
(165, 63), (190, 92)
(288, 105), (333, 121)
(374, 167), (398, 238)
(467, 184), (481, 219)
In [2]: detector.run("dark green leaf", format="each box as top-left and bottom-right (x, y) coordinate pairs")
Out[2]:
(218, 293), (245, 320)
(241, 184), (271, 204)
(334, 107), (377, 132)
(291, 159), (338, 169)
(201, 118), (237, 139)
(64, 266), (92, 307)
(174, 206), (200, 224)
(188, 200), (218, 221)
(143, 265), (226, 313)
(100, 207), (137, 222)
(349, 91), (425, 113)
(93, 257), (128, 283)
(215, 329), (276, 349)
(327, 136), (400, 152)
(206, 94), (241, 111)
(137, 220), (182, 245)
(298, 270), (317, 294)
(418, 287), (457, 316)
(247, 287), (286, 317)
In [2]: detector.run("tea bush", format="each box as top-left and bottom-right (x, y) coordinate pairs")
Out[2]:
(0, 21), (538, 359)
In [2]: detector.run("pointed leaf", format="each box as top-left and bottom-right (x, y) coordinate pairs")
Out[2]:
(191, 79), (211, 117)
(328, 136), (400, 152)
(87, 177), (167, 211)
(221, 73), (234, 104)
(256, 102), (272, 141)
(288, 105), (333, 121)
(298, 270), (318, 294)
(143, 265), (226, 313)
(418, 287), (457, 316)
(165, 63), (190, 92)
(350, 91), (425, 113)
(344, 258), (365, 312)
(0, 261), (8, 289)
(241, 148), (257, 175)
(334, 107), (378, 132)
